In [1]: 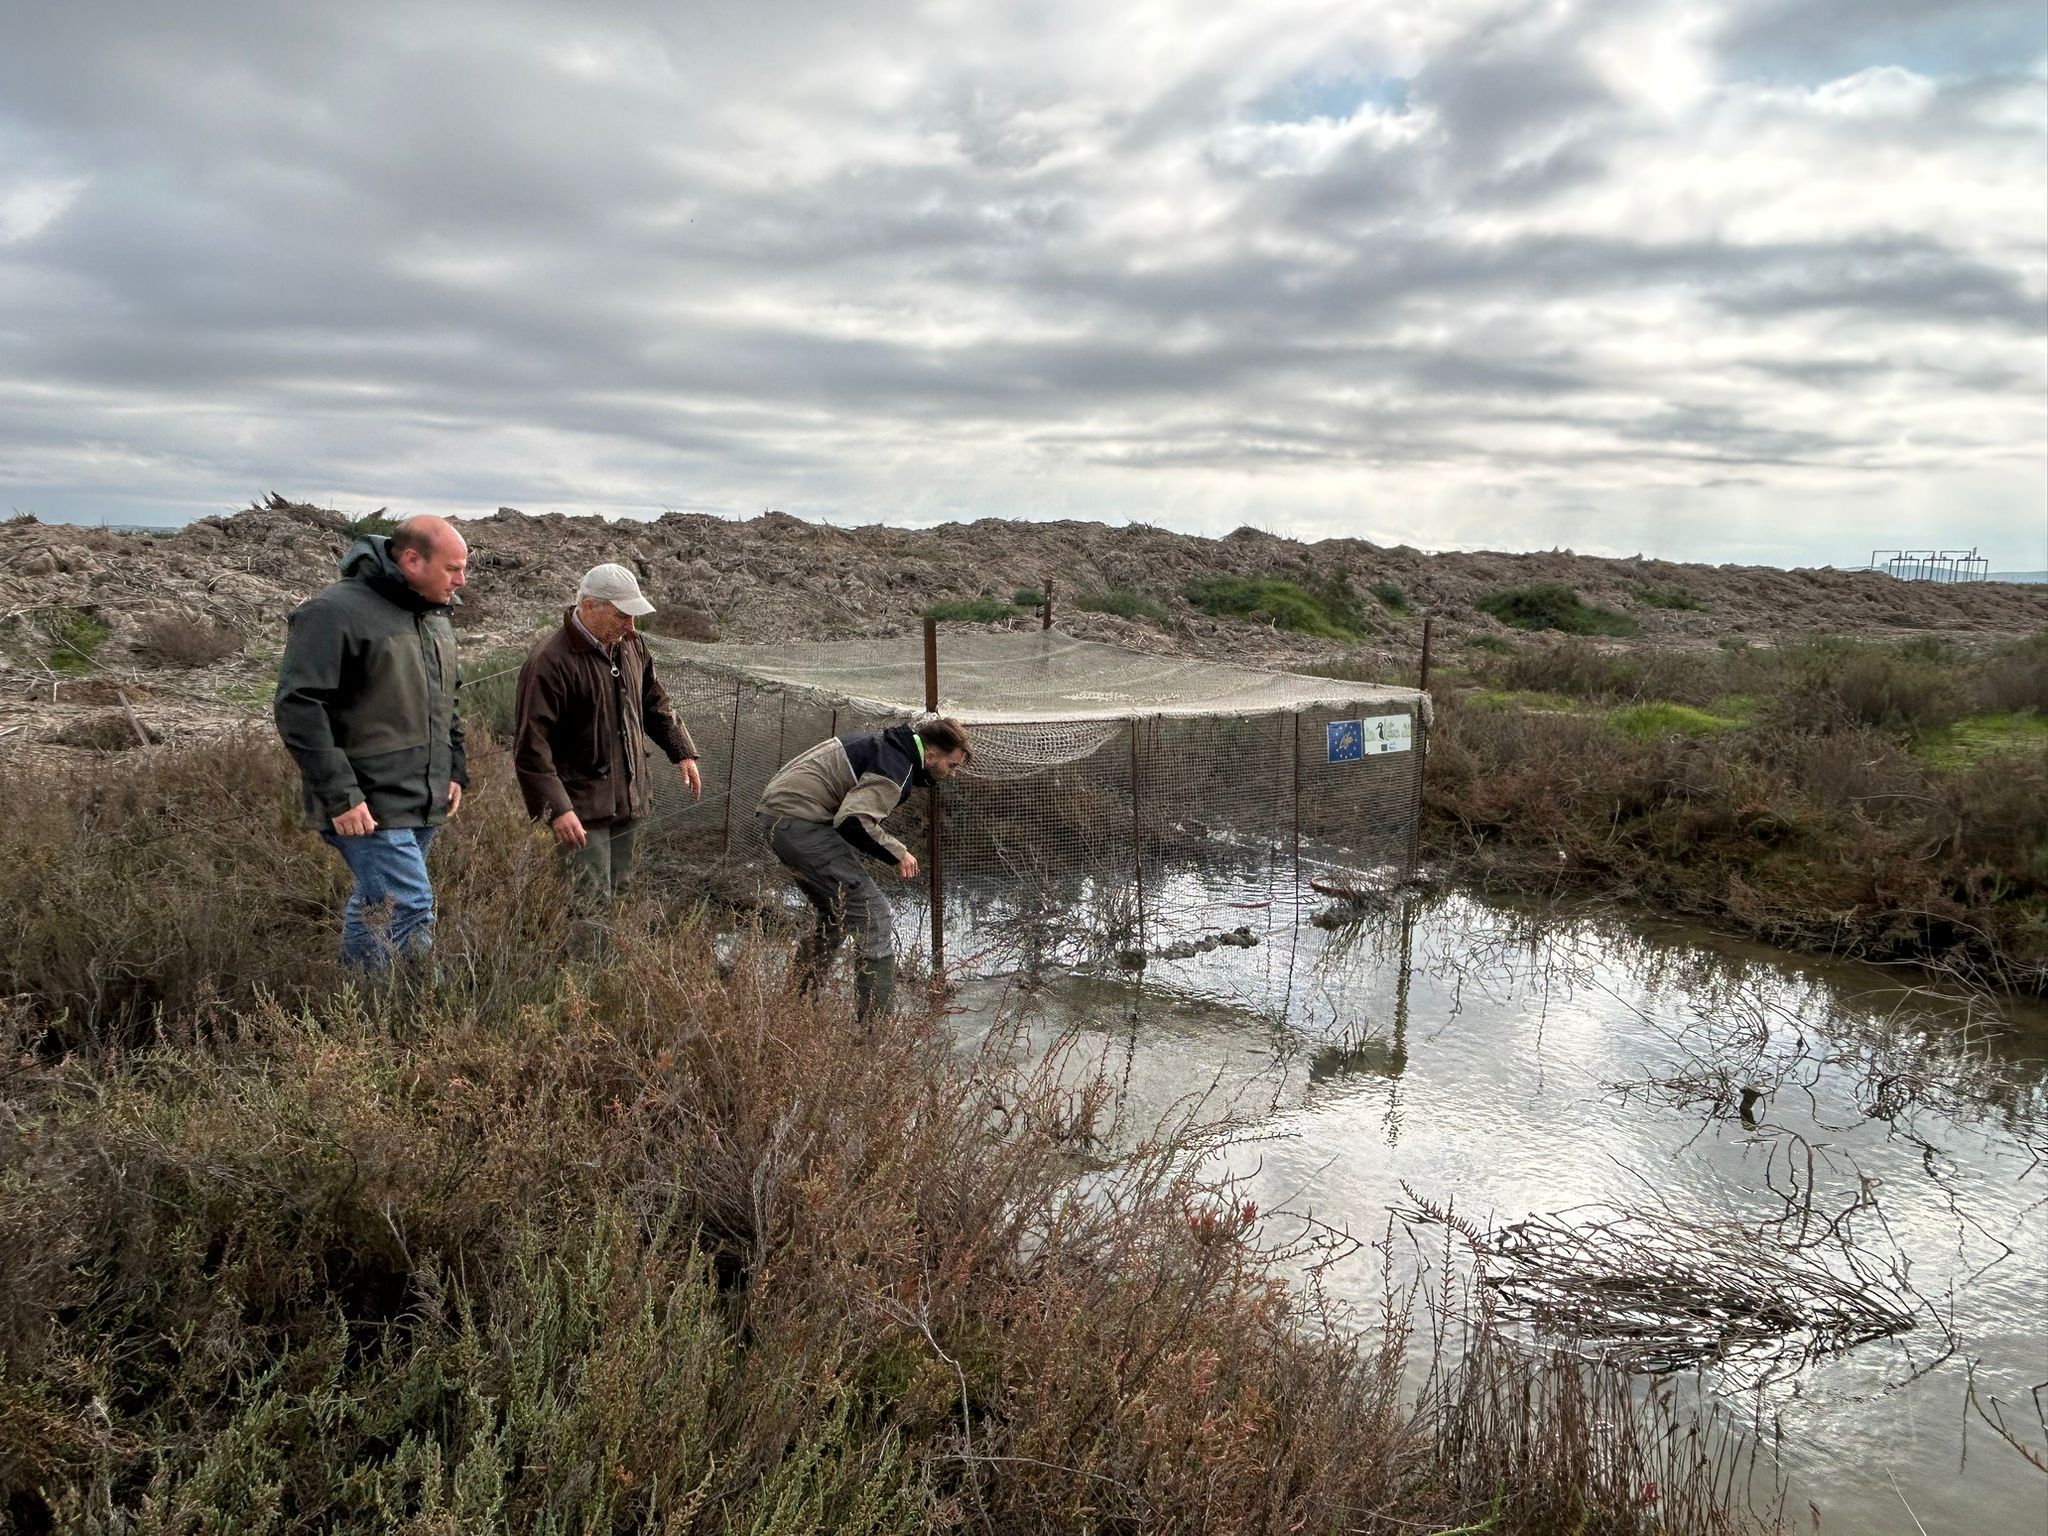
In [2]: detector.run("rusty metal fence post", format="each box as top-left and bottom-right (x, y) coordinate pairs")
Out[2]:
(1129, 718), (1146, 959)
(923, 617), (945, 979)
(1406, 704), (1428, 876)
(1291, 711), (1302, 894)
(720, 677), (742, 855)
(1404, 614), (1434, 877)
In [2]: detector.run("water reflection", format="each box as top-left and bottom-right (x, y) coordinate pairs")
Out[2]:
(942, 884), (2048, 1536)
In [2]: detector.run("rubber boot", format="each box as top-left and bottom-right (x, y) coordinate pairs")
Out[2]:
(854, 954), (896, 1021)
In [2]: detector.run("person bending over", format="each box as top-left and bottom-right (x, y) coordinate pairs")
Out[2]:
(755, 717), (971, 1018)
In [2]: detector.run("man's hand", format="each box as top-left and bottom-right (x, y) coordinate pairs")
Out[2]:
(552, 809), (589, 849)
(681, 758), (702, 801)
(331, 802), (377, 837)
(896, 851), (919, 880)
(448, 782), (464, 816)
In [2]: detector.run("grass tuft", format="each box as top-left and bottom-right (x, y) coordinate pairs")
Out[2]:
(1607, 702), (1745, 740)
(40, 606), (112, 674)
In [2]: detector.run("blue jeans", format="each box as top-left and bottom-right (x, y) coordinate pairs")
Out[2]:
(319, 826), (439, 974)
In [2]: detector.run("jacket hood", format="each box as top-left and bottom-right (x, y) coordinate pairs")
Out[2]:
(341, 534), (455, 613)
(881, 722), (934, 788)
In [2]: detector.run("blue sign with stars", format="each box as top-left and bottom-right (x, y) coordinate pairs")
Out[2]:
(1327, 720), (1364, 762)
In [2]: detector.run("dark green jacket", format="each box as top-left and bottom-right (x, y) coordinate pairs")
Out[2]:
(274, 536), (466, 829)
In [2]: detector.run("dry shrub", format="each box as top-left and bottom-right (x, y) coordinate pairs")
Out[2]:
(136, 614), (243, 667)
(45, 711), (156, 750)
(643, 604), (720, 642)
(1971, 631), (2048, 714)
(0, 732), (569, 1050)
(31, 679), (151, 706)
(1487, 639), (1722, 707)
(1760, 639), (1962, 735)
(1424, 689), (2047, 989)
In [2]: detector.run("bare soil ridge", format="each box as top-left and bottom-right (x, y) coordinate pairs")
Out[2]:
(4, 495), (2043, 736)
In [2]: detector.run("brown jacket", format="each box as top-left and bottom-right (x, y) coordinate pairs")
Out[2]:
(514, 611), (698, 826)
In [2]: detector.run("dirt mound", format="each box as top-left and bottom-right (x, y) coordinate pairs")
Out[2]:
(2, 494), (2042, 749)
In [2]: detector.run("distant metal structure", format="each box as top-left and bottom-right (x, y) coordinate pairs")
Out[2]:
(1869, 548), (1989, 584)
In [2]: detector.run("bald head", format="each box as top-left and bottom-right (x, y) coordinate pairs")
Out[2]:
(389, 515), (468, 606)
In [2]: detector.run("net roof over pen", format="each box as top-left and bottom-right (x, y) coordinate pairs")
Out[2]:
(648, 630), (1423, 726)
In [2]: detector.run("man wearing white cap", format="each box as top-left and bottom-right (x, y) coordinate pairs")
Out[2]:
(513, 563), (702, 908)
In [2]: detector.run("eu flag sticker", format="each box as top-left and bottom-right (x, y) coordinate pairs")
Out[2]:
(1327, 720), (1364, 762)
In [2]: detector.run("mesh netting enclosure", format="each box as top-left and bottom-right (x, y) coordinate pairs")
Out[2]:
(640, 630), (1428, 992)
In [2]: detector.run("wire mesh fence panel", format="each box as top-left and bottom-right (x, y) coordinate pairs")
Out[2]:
(928, 721), (1138, 976)
(637, 631), (1428, 1019)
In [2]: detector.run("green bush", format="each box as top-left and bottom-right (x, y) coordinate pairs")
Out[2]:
(1371, 581), (1408, 613)
(41, 606), (112, 674)
(1075, 588), (1172, 625)
(342, 510), (402, 540)
(1637, 586), (1704, 611)
(1477, 584), (1639, 637)
(1182, 575), (1365, 639)
(1010, 587), (1046, 609)
(922, 597), (1019, 624)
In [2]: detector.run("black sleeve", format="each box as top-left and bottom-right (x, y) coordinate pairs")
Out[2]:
(834, 817), (900, 864)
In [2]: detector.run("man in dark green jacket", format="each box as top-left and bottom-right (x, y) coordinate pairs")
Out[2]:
(274, 515), (469, 973)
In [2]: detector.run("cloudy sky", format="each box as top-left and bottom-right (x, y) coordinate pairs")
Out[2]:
(3, 0), (2044, 567)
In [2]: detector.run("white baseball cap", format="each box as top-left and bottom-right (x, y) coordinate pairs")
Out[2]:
(578, 562), (655, 616)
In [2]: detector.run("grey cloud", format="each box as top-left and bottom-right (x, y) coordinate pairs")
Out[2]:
(1716, 0), (2048, 81)
(1409, 6), (1623, 159)
(0, 0), (2039, 566)
(1617, 406), (1842, 464)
